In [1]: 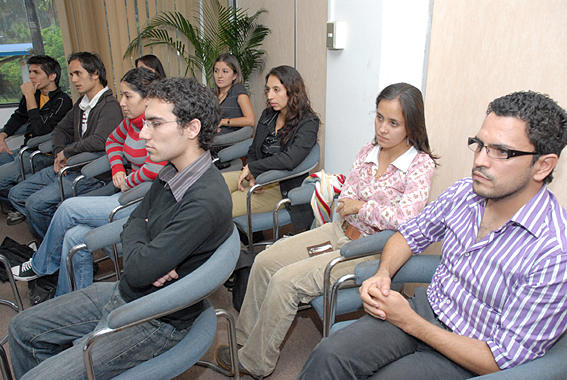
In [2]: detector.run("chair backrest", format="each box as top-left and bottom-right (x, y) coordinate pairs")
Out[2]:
(255, 142), (320, 186)
(106, 225), (240, 329)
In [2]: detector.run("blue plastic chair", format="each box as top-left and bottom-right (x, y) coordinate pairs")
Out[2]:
(310, 230), (396, 337)
(66, 181), (154, 288)
(72, 225), (242, 380)
(232, 143), (321, 269)
(329, 255), (567, 380)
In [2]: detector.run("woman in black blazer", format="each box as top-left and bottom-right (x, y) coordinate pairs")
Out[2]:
(222, 65), (319, 231)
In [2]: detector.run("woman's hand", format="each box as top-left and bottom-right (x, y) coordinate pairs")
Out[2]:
(112, 171), (128, 192)
(237, 165), (251, 191)
(336, 199), (366, 219)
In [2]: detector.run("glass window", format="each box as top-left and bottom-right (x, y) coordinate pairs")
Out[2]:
(0, 0), (69, 104)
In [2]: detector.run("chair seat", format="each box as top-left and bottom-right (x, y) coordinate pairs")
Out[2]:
(111, 299), (217, 380)
(234, 209), (292, 234)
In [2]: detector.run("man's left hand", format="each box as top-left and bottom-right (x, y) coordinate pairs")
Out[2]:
(152, 269), (178, 287)
(53, 151), (67, 173)
(337, 199), (366, 219)
(365, 285), (416, 328)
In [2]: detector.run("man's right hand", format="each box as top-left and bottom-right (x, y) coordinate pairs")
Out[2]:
(0, 133), (12, 155)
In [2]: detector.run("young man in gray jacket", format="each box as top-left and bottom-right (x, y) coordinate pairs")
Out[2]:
(7, 52), (122, 238)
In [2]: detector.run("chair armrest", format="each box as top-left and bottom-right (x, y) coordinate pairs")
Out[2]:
(38, 140), (52, 154)
(476, 332), (567, 379)
(285, 183), (315, 206)
(213, 126), (254, 147)
(254, 143), (320, 187)
(354, 254), (441, 285)
(340, 230), (396, 259)
(81, 156), (111, 178)
(106, 225), (240, 329)
(118, 182), (153, 205)
(66, 151), (105, 166)
(83, 218), (128, 252)
(25, 132), (52, 148)
(217, 138), (253, 162)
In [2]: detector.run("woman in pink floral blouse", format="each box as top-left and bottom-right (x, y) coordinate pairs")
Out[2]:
(215, 83), (438, 379)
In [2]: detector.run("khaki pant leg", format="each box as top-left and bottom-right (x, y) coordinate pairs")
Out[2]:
(237, 221), (380, 376)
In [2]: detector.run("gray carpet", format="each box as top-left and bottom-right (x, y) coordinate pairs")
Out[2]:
(0, 211), (347, 380)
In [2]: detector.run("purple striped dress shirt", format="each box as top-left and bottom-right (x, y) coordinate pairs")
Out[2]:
(399, 177), (567, 369)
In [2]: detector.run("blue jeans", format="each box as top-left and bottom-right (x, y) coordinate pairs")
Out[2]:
(30, 193), (137, 296)
(8, 282), (188, 380)
(0, 150), (53, 201)
(298, 288), (476, 380)
(8, 165), (106, 239)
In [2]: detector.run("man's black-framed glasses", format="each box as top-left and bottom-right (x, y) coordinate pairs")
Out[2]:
(468, 137), (539, 160)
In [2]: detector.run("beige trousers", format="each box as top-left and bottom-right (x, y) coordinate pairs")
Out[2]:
(222, 171), (282, 217)
(235, 220), (381, 377)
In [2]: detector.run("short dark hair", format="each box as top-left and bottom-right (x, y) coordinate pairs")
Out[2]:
(147, 77), (221, 151)
(487, 91), (567, 184)
(121, 67), (159, 98)
(67, 52), (108, 87)
(26, 55), (62, 85)
(135, 54), (166, 79)
(375, 83), (438, 163)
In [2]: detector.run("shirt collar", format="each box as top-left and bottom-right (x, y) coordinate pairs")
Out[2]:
(79, 87), (108, 111)
(364, 145), (418, 173)
(509, 185), (552, 238)
(158, 150), (212, 202)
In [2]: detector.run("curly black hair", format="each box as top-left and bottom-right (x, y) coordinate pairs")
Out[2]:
(147, 77), (221, 151)
(487, 91), (567, 184)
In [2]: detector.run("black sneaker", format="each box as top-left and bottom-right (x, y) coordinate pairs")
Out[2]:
(7, 210), (26, 226)
(12, 259), (40, 281)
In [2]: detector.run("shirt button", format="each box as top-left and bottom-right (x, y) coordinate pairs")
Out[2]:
(453, 277), (458, 282)
(465, 252), (470, 257)
(445, 299), (451, 304)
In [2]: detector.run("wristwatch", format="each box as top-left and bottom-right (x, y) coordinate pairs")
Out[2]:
(227, 118), (230, 126)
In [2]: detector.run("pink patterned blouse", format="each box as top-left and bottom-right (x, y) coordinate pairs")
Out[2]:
(339, 142), (436, 237)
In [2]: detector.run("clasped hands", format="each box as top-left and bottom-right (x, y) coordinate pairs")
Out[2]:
(237, 165), (264, 194)
(359, 273), (415, 327)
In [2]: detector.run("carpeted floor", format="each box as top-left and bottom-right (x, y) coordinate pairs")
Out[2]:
(0, 210), (363, 380)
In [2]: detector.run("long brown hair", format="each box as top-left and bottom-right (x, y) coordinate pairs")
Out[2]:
(375, 83), (438, 163)
(213, 54), (244, 97)
(265, 66), (317, 144)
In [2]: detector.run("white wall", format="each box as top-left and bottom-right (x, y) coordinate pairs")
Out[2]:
(325, 0), (431, 175)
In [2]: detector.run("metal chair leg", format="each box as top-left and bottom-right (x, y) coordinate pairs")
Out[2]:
(196, 309), (240, 378)
(0, 255), (24, 345)
(0, 345), (13, 380)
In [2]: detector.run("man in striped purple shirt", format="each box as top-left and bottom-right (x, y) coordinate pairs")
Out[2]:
(299, 91), (567, 379)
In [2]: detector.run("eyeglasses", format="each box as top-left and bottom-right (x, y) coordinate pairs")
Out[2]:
(143, 119), (177, 130)
(468, 137), (539, 160)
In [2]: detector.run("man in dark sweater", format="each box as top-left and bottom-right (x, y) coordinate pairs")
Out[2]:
(0, 55), (72, 206)
(8, 77), (233, 379)
(7, 52), (123, 238)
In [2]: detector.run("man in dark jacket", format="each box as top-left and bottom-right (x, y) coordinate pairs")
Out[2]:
(8, 77), (234, 380)
(7, 52), (123, 238)
(0, 55), (72, 207)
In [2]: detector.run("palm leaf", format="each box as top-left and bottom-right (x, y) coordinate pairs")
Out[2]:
(124, 0), (270, 87)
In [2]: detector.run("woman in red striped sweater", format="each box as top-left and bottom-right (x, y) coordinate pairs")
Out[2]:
(11, 68), (166, 296)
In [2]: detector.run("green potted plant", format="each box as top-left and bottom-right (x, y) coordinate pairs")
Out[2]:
(124, 0), (270, 87)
